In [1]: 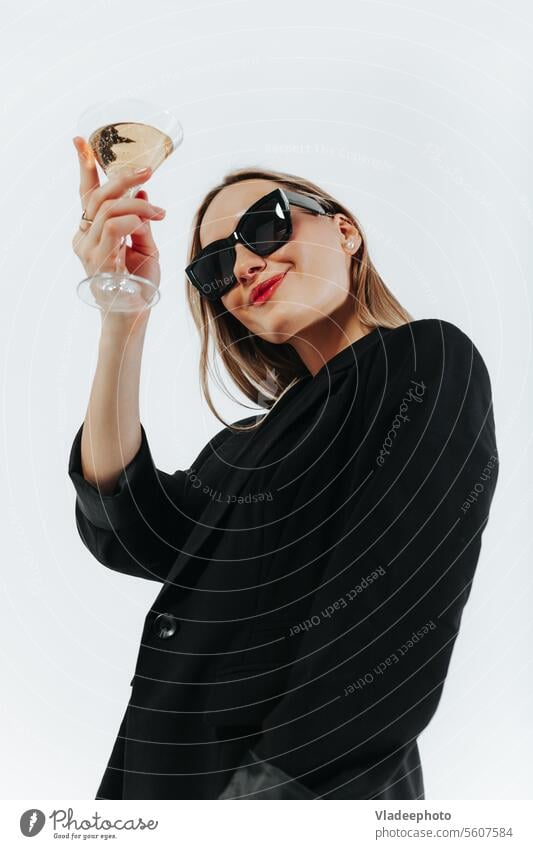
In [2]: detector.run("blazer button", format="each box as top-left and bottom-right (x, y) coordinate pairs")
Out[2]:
(152, 613), (179, 639)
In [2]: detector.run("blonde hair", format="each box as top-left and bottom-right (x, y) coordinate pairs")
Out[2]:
(185, 166), (413, 432)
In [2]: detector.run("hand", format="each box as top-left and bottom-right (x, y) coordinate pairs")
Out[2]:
(71, 136), (166, 295)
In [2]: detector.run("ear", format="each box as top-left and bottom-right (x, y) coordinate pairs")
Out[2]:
(333, 212), (362, 255)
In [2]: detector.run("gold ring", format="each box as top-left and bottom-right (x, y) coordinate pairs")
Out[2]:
(79, 209), (94, 231)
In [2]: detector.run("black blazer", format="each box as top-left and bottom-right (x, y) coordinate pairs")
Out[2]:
(68, 319), (499, 799)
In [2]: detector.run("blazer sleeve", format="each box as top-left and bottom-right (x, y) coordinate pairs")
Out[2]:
(68, 421), (228, 583)
(217, 320), (500, 799)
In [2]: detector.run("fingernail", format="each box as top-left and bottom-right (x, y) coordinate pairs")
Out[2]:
(73, 137), (91, 161)
(134, 166), (151, 174)
(151, 205), (166, 214)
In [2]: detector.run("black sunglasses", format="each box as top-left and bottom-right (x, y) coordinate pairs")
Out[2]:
(185, 188), (335, 302)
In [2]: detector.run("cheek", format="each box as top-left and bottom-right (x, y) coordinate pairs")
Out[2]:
(291, 231), (345, 290)
(290, 223), (336, 274)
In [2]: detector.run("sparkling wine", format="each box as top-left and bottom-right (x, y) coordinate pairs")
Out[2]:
(88, 121), (174, 178)
(76, 97), (183, 313)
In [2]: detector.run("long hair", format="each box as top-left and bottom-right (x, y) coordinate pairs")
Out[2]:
(185, 166), (413, 432)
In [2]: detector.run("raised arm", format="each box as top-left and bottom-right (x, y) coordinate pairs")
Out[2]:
(68, 136), (202, 583)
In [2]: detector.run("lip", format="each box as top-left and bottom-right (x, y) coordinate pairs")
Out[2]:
(249, 271), (287, 305)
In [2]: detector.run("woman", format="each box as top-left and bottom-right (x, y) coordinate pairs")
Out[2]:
(68, 137), (499, 799)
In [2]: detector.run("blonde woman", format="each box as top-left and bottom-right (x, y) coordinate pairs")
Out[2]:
(69, 138), (499, 799)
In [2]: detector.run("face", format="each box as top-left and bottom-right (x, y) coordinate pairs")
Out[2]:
(198, 179), (361, 346)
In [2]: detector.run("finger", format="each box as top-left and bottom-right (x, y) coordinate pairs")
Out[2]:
(85, 166), (152, 219)
(96, 214), (150, 267)
(73, 137), (100, 208)
(88, 197), (165, 242)
(129, 189), (161, 255)
(129, 218), (160, 256)
(71, 225), (88, 255)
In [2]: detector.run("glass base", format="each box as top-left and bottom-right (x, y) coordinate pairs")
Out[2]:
(77, 271), (161, 314)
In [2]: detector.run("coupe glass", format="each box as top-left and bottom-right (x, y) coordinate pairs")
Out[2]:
(76, 97), (183, 313)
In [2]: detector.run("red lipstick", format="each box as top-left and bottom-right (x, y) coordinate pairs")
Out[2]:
(249, 272), (287, 305)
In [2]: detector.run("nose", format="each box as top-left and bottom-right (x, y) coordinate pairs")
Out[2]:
(233, 242), (267, 287)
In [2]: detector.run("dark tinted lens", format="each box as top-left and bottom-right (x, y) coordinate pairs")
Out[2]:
(192, 245), (236, 300)
(240, 196), (290, 255)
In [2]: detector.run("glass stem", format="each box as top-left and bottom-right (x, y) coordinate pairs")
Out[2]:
(113, 184), (140, 276)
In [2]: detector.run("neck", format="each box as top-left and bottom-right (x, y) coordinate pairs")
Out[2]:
(289, 297), (371, 378)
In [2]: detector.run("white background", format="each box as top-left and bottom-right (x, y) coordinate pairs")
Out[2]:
(0, 0), (531, 800)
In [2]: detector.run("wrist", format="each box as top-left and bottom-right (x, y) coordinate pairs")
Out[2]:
(99, 312), (150, 346)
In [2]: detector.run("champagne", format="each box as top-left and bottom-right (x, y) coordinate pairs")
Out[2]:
(76, 98), (182, 313)
(89, 122), (174, 178)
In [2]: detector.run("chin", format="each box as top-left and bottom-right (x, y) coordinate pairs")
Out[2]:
(251, 306), (318, 346)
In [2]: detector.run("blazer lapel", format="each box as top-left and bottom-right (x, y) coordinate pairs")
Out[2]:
(165, 370), (350, 589)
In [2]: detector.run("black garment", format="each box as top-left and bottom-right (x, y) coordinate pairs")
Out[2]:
(68, 318), (499, 799)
